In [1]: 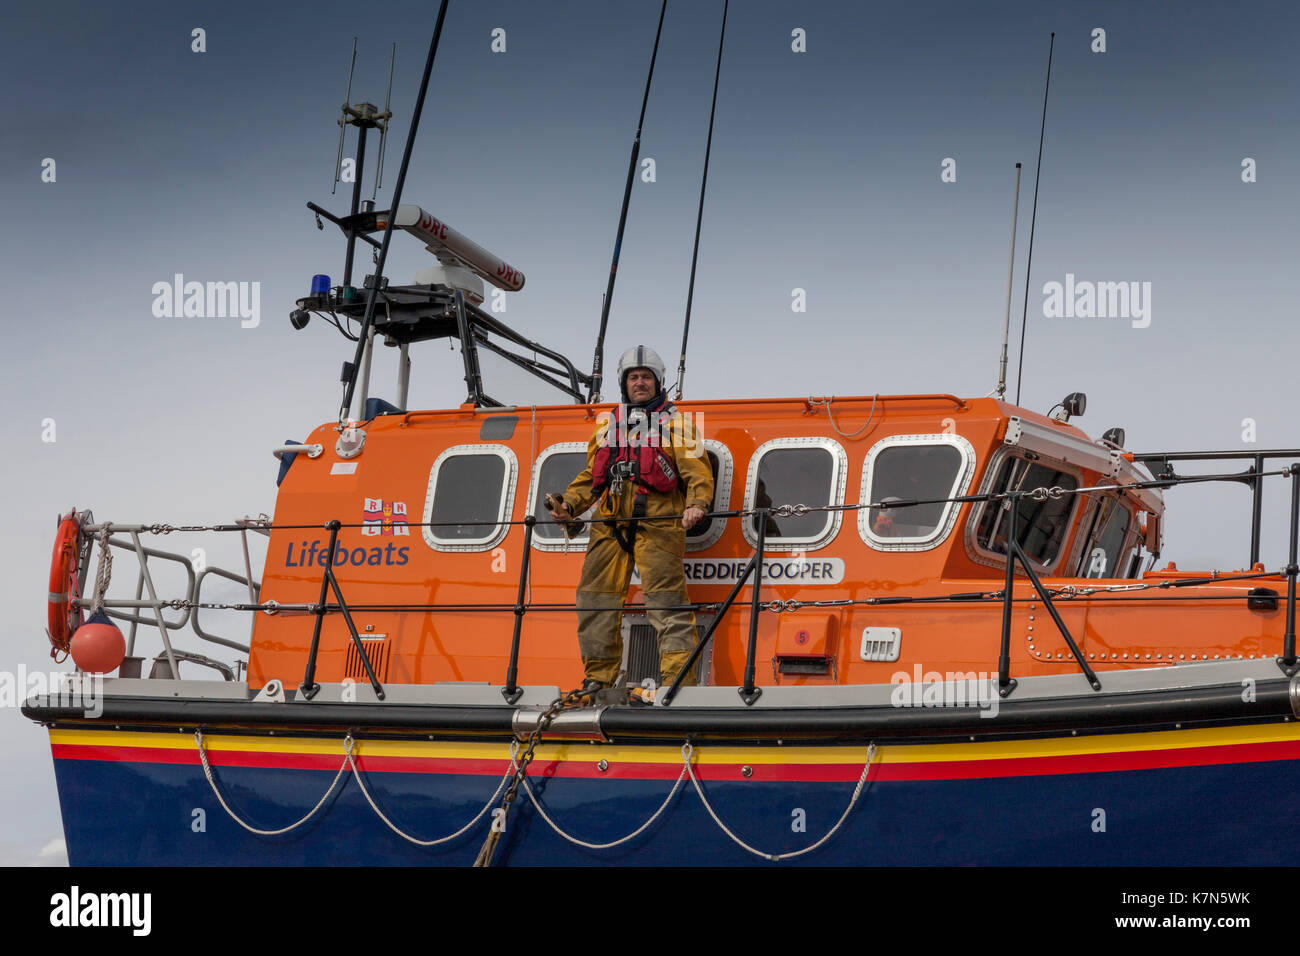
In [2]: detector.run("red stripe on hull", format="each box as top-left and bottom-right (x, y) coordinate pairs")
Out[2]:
(50, 736), (1300, 782)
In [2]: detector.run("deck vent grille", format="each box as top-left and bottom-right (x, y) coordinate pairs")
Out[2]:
(626, 623), (709, 687)
(860, 627), (901, 662)
(345, 635), (391, 683)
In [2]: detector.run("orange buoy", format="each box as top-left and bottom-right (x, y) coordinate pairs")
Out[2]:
(47, 511), (83, 659)
(69, 610), (125, 674)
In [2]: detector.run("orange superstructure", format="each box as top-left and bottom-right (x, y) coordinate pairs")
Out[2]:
(247, 393), (1288, 693)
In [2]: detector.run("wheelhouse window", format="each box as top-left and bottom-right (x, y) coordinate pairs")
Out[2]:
(1075, 496), (1133, 578)
(528, 443), (594, 552)
(686, 440), (732, 552)
(860, 434), (975, 551)
(422, 444), (517, 552)
(743, 438), (846, 552)
(972, 456), (1078, 568)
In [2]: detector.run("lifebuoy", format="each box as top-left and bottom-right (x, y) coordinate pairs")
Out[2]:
(47, 511), (83, 659)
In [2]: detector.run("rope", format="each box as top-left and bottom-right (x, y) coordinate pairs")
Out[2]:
(90, 524), (113, 615)
(517, 739), (688, 850)
(685, 741), (876, 861)
(196, 729), (349, 836)
(808, 394), (878, 439)
(345, 743), (513, 847)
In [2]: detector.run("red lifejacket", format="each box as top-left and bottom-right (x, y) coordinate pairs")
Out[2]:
(592, 402), (682, 496)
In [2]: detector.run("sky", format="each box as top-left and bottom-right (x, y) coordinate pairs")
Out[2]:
(2, 0), (1298, 865)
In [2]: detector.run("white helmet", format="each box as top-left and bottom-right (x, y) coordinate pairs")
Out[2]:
(616, 345), (667, 401)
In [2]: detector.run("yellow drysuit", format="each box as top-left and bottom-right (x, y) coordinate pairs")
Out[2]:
(561, 406), (714, 688)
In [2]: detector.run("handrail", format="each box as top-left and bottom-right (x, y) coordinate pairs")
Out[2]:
(192, 565), (257, 653)
(71, 454), (1300, 696)
(739, 511), (767, 705)
(99, 536), (196, 632)
(299, 520), (386, 701)
(661, 511), (766, 707)
(1282, 464), (1298, 675)
(1134, 448), (1300, 567)
(996, 491), (1101, 696)
(501, 515), (536, 703)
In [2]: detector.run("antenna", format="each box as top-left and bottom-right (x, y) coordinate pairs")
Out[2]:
(994, 162), (1022, 399)
(339, 0), (451, 426)
(333, 38), (359, 195)
(587, 0), (670, 404)
(675, 0), (729, 402)
(1014, 31), (1055, 407)
(373, 42), (396, 200)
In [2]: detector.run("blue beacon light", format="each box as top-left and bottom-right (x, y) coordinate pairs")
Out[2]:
(310, 274), (331, 296)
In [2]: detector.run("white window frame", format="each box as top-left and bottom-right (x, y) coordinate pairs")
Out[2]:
(859, 433), (977, 552)
(963, 447), (1081, 574)
(421, 443), (518, 552)
(741, 437), (847, 553)
(686, 439), (734, 552)
(527, 442), (596, 553)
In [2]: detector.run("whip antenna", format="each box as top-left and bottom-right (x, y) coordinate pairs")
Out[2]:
(372, 42), (396, 200)
(676, 0), (728, 400)
(587, 0), (669, 404)
(995, 162), (1022, 399)
(332, 38), (359, 195)
(1014, 31), (1055, 407)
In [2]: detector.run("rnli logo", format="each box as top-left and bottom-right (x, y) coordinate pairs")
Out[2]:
(362, 498), (410, 536)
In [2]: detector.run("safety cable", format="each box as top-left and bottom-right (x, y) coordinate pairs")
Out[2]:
(684, 741), (876, 862)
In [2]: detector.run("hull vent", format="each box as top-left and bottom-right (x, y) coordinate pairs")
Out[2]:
(859, 627), (901, 662)
(776, 656), (833, 675)
(345, 635), (391, 683)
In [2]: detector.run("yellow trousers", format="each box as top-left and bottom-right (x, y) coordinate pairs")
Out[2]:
(575, 517), (697, 688)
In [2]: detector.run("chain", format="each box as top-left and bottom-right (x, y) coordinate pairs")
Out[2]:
(472, 684), (590, 867)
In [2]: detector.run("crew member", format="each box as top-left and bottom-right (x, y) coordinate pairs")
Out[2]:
(548, 346), (714, 699)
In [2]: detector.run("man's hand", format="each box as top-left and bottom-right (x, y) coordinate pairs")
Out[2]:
(545, 494), (573, 522)
(682, 506), (706, 531)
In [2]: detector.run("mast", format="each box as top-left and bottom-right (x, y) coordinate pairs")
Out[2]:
(338, 1), (451, 426)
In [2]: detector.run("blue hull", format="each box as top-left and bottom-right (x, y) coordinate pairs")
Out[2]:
(52, 748), (1300, 866)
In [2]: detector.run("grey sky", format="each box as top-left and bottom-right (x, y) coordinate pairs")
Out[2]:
(3, 0), (1297, 864)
